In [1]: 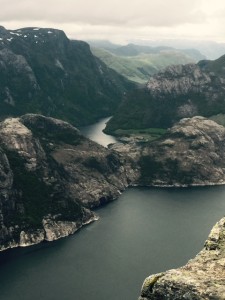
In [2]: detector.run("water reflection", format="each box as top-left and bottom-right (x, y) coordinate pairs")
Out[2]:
(79, 117), (118, 147)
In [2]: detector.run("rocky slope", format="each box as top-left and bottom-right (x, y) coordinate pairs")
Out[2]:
(138, 116), (225, 186)
(110, 116), (225, 187)
(139, 217), (225, 300)
(105, 55), (225, 133)
(0, 26), (134, 125)
(0, 114), (137, 251)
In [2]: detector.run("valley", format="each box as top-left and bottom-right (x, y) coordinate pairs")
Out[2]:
(0, 24), (225, 300)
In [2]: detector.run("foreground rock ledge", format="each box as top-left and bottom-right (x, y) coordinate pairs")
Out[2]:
(139, 217), (225, 300)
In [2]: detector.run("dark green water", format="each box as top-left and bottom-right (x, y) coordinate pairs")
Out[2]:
(0, 187), (225, 300)
(0, 119), (225, 300)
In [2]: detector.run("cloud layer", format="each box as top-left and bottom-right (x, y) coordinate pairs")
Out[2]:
(0, 0), (224, 43)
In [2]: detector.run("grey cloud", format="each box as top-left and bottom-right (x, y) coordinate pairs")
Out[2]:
(0, 0), (205, 27)
(1, 0), (224, 43)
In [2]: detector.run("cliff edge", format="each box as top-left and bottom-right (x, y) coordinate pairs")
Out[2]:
(139, 217), (225, 300)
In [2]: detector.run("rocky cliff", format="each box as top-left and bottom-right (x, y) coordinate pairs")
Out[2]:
(139, 116), (225, 186)
(110, 116), (225, 187)
(105, 55), (225, 133)
(0, 114), (137, 251)
(139, 217), (225, 300)
(0, 26), (134, 125)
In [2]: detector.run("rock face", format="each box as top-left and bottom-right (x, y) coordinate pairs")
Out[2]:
(0, 114), (137, 251)
(105, 55), (225, 133)
(139, 116), (225, 186)
(139, 217), (225, 300)
(0, 26), (134, 126)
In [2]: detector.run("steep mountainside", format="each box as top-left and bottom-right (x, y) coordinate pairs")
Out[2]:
(91, 44), (205, 84)
(0, 26), (134, 125)
(0, 114), (137, 251)
(105, 56), (225, 133)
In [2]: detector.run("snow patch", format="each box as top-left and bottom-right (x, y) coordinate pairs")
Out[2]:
(10, 32), (21, 36)
(48, 31), (53, 34)
(33, 28), (40, 31)
(55, 59), (64, 70)
(7, 38), (13, 42)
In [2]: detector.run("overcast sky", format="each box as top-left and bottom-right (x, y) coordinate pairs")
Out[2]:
(1, 0), (225, 44)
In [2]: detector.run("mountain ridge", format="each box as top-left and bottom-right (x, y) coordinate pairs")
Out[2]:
(105, 55), (225, 133)
(90, 42), (205, 84)
(0, 26), (134, 125)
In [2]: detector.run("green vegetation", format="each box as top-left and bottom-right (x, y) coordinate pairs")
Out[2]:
(91, 46), (199, 84)
(112, 128), (166, 142)
(105, 73), (225, 134)
(105, 88), (173, 133)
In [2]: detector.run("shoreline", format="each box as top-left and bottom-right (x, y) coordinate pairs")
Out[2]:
(0, 213), (99, 253)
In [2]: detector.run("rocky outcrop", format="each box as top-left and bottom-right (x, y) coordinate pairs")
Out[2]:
(139, 116), (225, 186)
(146, 64), (211, 98)
(139, 217), (225, 300)
(0, 26), (134, 126)
(0, 114), (137, 251)
(105, 55), (225, 133)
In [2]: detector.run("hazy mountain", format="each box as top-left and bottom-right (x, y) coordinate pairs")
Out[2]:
(90, 42), (205, 84)
(86, 39), (121, 50)
(130, 39), (225, 60)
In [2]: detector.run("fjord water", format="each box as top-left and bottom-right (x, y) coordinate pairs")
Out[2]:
(0, 119), (225, 300)
(79, 116), (118, 147)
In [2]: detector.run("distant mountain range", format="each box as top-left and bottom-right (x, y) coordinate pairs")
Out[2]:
(89, 41), (205, 84)
(105, 54), (225, 133)
(128, 39), (225, 60)
(0, 26), (134, 126)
